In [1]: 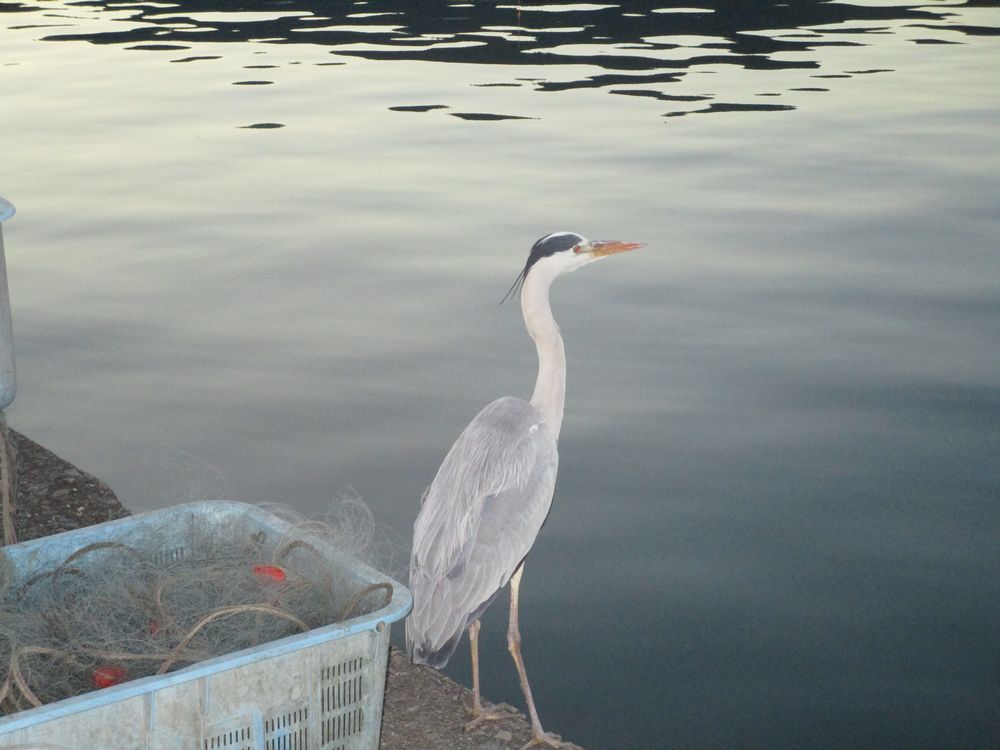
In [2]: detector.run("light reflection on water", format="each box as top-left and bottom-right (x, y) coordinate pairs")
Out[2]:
(2, 2), (999, 748)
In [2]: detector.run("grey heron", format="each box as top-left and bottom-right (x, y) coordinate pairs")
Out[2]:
(406, 231), (643, 749)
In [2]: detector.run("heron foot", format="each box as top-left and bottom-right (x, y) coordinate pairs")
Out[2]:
(520, 730), (583, 750)
(463, 702), (515, 732)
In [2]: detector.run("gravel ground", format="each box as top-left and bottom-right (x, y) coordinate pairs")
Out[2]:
(382, 646), (551, 750)
(4, 429), (581, 750)
(10, 429), (129, 542)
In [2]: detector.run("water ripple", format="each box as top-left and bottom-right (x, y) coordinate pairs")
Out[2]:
(14, 0), (996, 122)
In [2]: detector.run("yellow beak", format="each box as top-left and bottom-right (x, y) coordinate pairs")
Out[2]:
(589, 240), (645, 258)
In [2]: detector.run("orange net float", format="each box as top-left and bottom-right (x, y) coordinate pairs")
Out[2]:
(92, 665), (128, 690)
(252, 564), (287, 582)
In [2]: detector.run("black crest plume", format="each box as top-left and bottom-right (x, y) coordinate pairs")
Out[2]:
(500, 232), (584, 304)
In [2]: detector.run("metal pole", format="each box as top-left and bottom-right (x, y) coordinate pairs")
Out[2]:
(0, 196), (16, 409)
(0, 196), (16, 544)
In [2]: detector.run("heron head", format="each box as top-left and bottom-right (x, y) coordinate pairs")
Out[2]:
(502, 231), (644, 302)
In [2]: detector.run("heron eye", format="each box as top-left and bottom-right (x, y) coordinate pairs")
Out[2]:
(572, 245), (582, 253)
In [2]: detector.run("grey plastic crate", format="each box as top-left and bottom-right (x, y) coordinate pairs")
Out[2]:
(0, 500), (411, 750)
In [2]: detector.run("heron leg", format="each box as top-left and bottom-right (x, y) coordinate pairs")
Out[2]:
(464, 618), (513, 731)
(507, 566), (583, 750)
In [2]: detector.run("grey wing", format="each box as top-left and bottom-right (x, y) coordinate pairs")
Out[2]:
(406, 397), (558, 668)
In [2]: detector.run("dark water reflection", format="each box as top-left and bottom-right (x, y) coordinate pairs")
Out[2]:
(14, 0), (1000, 118)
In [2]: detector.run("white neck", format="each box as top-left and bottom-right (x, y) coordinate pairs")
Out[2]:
(521, 264), (566, 439)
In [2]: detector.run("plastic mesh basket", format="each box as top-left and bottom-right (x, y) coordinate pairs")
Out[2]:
(0, 501), (411, 750)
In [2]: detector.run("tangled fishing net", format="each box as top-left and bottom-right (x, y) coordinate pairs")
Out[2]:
(0, 497), (400, 715)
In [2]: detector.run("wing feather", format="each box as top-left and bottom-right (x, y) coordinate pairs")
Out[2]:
(406, 397), (558, 667)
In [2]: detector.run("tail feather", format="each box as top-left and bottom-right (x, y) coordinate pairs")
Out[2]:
(406, 572), (505, 669)
(406, 617), (462, 668)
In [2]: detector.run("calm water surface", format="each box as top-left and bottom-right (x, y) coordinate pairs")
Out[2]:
(2, 2), (999, 748)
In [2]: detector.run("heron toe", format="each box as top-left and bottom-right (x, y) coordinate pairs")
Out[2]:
(463, 702), (515, 732)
